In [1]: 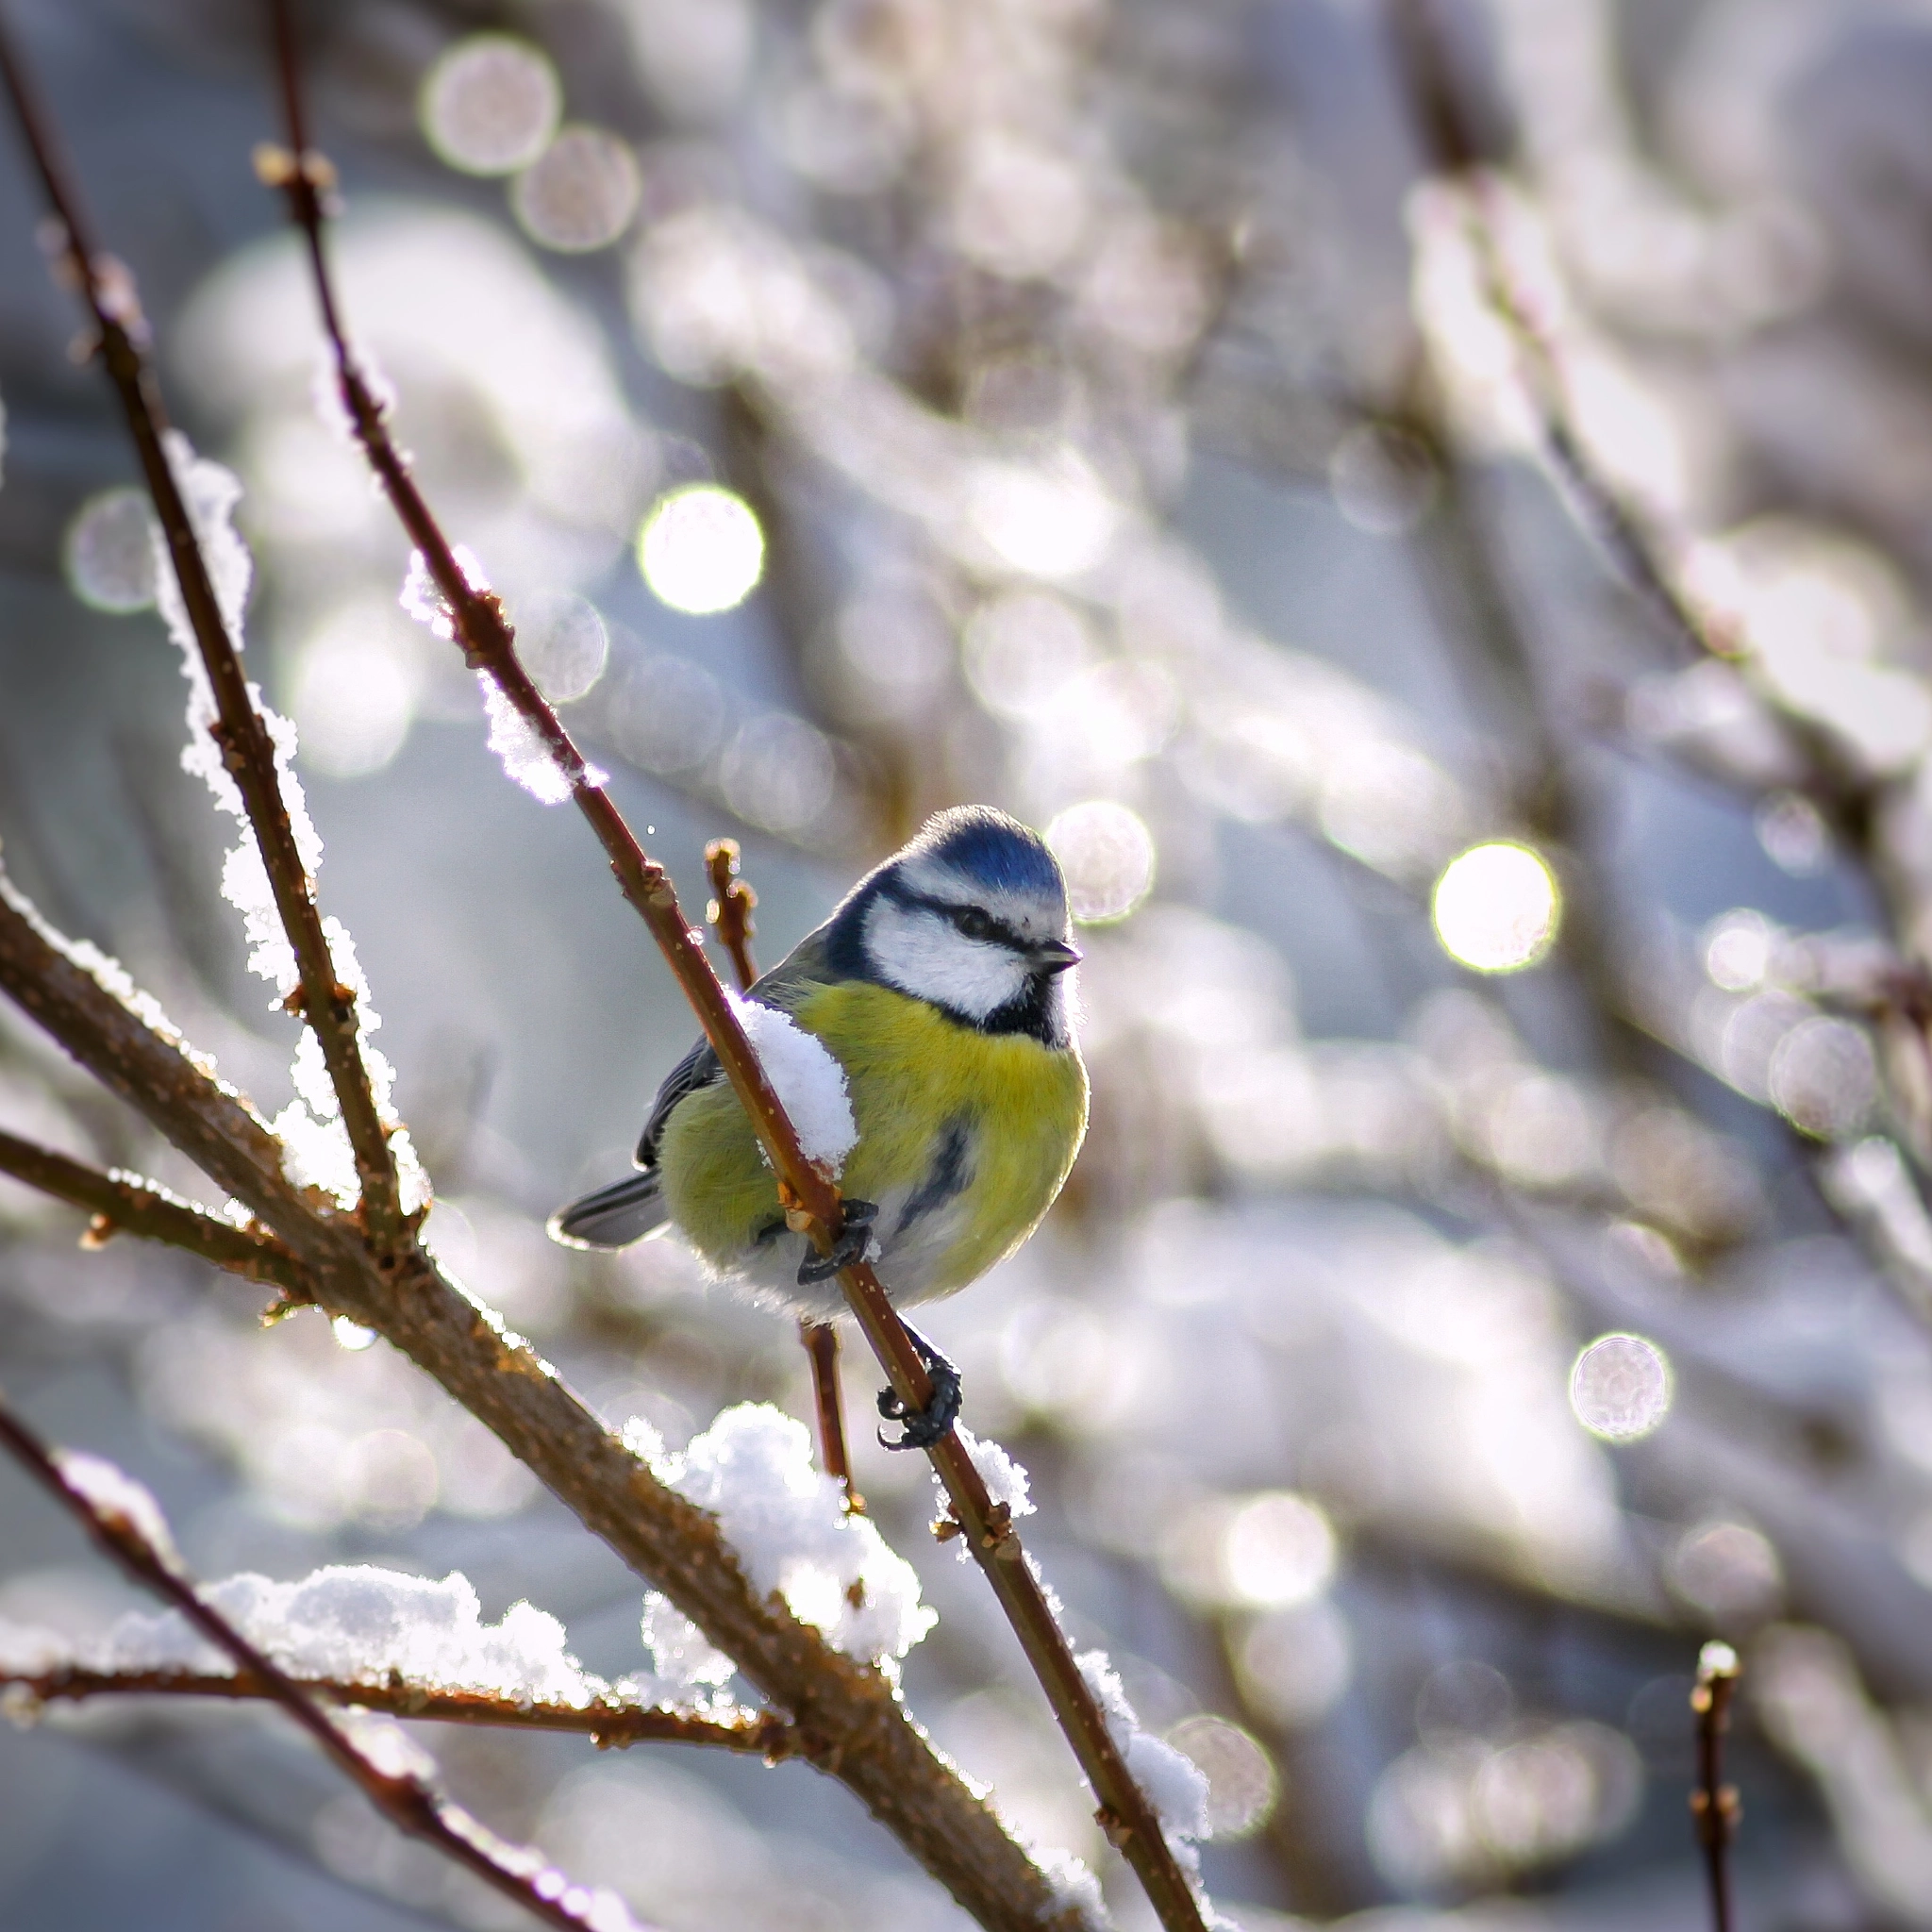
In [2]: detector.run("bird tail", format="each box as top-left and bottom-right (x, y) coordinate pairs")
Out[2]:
(547, 1170), (668, 1250)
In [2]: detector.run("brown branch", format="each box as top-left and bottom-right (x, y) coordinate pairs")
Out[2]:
(0, 1127), (308, 1295)
(259, 28), (1201, 1924)
(7, 1660), (801, 1757)
(0, 16), (402, 1249)
(0, 871), (1080, 1932)
(0, 1392), (669, 1932)
(706, 839), (863, 1514)
(1690, 1641), (1741, 1932)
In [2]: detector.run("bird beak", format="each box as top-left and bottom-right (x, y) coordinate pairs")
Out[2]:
(1033, 938), (1081, 974)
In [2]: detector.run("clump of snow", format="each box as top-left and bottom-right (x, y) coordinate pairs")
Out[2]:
(66, 1566), (606, 1707)
(956, 1426), (1035, 1521)
(619, 1415), (667, 1469)
(1076, 1650), (1210, 1844)
(663, 1404), (933, 1665)
(478, 671), (605, 805)
(399, 543), (487, 643)
(1034, 1847), (1109, 1932)
(639, 1593), (735, 1698)
(52, 1450), (183, 1574)
(726, 993), (858, 1174)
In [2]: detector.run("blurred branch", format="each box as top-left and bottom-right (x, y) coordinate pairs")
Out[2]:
(6, 1660), (802, 1756)
(0, 1391), (667, 1932)
(706, 838), (863, 1514)
(1691, 1641), (1742, 1932)
(263, 15), (1205, 1924)
(0, 1127), (307, 1295)
(0, 17), (402, 1248)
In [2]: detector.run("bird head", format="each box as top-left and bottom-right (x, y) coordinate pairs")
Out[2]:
(833, 807), (1081, 1041)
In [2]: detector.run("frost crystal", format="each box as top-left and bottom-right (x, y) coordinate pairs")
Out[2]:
(51, 1451), (182, 1574)
(479, 671), (604, 804)
(726, 993), (858, 1174)
(663, 1404), (934, 1664)
(957, 1426), (1036, 1521)
(640, 1593), (736, 1696)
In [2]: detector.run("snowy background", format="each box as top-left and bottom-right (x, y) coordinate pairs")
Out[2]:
(5, 0), (1932, 1926)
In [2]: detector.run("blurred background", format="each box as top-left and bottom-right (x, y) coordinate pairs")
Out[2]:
(6, 0), (1932, 1926)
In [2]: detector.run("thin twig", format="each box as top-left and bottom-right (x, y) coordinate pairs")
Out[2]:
(704, 838), (760, 992)
(261, 18), (1200, 1924)
(0, 1127), (308, 1295)
(0, 1391), (665, 1932)
(706, 838), (863, 1513)
(1690, 1640), (1741, 1932)
(0, 22), (401, 1252)
(4, 1659), (800, 1756)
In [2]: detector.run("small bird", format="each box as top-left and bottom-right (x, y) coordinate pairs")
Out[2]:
(549, 806), (1089, 1445)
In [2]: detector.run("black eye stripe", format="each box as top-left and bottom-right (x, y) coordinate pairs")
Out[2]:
(908, 893), (1027, 952)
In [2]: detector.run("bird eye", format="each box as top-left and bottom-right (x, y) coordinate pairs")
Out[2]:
(952, 907), (992, 941)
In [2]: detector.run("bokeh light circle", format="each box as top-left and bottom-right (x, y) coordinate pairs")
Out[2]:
(1432, 840), (1561, 973)
(1569, 1333), (1673, 1441)
(1046, 800), (1156, 923)
(638, 485), (765, 614)
(420, 35), (561, 176)
(511, 126), (641, 253)
(64, 488), (158, 612)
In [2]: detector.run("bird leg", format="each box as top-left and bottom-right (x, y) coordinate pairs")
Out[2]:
(876, 1324), (962, 1452)
(796, 1197), (879, 1285)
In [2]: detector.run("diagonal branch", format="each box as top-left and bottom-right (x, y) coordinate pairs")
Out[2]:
(0, 1127), (308, 1294)
(0, 864), (1081, 1932)
(261, 16), (1204, 1922)
(4, 1660), (801, 1756)
(0, 1393), (665, 1932)
(0, 18), (402, 1248)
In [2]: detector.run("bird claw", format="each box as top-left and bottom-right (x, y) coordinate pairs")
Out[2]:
(796, 1198), (879, 1286)
(876, 1324), (962, 1452)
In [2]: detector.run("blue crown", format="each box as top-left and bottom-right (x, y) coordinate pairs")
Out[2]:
(913, 806), (1063, 897)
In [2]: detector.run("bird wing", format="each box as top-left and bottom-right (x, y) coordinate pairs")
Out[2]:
(633, 925), (840, 1167)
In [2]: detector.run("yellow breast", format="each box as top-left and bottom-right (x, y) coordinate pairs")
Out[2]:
(656, 979), (1088, 1299)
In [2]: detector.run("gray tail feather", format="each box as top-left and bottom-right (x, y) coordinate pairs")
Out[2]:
(547, 1171), (668, 1250)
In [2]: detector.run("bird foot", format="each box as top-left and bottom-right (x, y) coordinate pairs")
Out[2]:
(877, 1324), (962, 1452)
(796, 1198), (879, 1286)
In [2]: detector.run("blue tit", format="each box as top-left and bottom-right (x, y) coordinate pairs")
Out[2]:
(549, 806), (1088, 1441)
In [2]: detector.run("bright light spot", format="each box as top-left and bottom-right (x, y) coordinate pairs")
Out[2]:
(330, 1316), (375, 1352)
(638, 484), (764, 614)
(961, 591), (1093, 719)
(1570, 1333), (1672, 1441)
(1704, 909), (1774, 991)
(420, 34), (561, 176)
(520, 592), (608, 703)
(1165, 1716), (1279, 1840)
(1047, 800), (1157, 923)
(64, 488), (157, 611)
(1432, 841), (1560, 973)
(1769, 1016), (1877, 1140)
(1757, 791), (1830, 875)
(1221, 1491), (1337, 1608)
(1668, 1520), (1784, 1625)
(969, 453), (1117, 579)
(291, 602), (425, 779)
(1234, 1602), (1353, 1728)
(719, 714), (836, 835)
(512, 125), (641, 253)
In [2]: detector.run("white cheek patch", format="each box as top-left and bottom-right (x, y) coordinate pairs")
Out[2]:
(866, 901), (1030, 1020)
